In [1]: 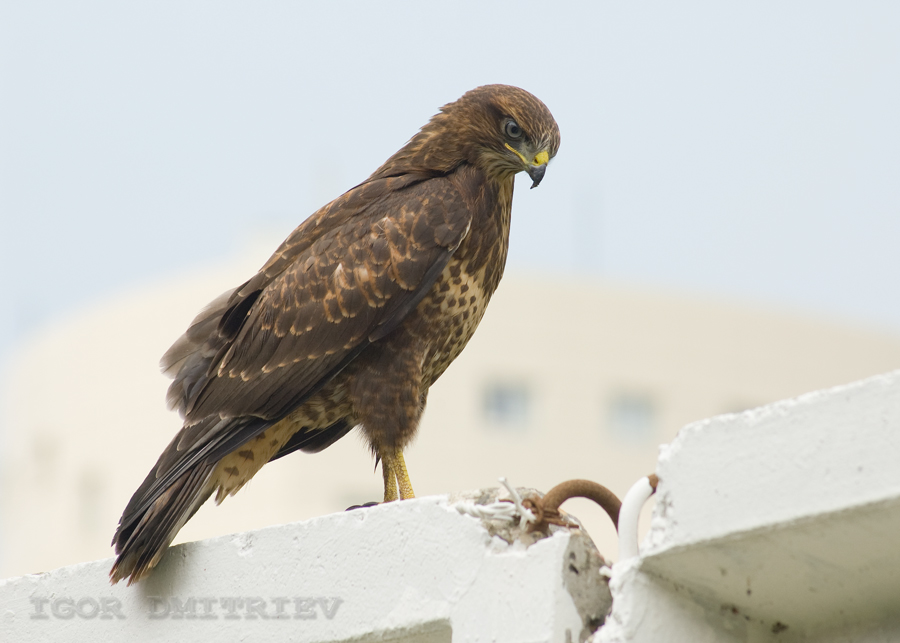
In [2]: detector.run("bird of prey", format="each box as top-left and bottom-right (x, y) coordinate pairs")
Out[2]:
(110, 84), (560, 585)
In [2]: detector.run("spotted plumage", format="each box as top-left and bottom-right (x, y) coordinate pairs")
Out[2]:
(110, 84), (560, 585)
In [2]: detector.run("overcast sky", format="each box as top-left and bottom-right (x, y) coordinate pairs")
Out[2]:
(2, 1), (899, 372)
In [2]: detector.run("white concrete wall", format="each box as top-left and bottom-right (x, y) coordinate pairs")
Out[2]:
(0, 490), (610, 643)
(596, 369), (900, 642)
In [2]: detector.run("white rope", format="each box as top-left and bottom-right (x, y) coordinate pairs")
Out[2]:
(453, 477), (537, 527)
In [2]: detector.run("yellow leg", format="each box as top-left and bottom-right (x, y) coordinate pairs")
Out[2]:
(382, 454), (398, 503)
(394, 450), (415, 500)
(381, 448), (415, 502)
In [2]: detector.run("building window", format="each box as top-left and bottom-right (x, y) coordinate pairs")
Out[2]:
(607, 391), (657, 441)
(482, 382), (531, 429)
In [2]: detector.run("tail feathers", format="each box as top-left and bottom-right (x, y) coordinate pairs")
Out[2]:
(110, 463), (215, 585)
(110, 414), (272, 585)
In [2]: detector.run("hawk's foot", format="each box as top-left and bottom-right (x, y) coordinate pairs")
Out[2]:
(381, 448), (415, 502)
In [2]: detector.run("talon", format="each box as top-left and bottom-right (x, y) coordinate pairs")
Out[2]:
(345, 501), (380, 511)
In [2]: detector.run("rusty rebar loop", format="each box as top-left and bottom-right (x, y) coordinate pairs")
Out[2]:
(527, 479), (623, 534)
(497, 474), (658, 537)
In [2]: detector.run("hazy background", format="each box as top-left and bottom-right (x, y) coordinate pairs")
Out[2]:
(2, 1), (900, 583)
(2, 1), (899, 374)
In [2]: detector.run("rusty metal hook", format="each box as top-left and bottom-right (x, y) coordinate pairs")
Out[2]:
(523, 474), (659, 536)
(525, 478), (623, 534)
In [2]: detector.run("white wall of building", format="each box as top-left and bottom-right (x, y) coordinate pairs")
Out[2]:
(2, 246), (900, 579)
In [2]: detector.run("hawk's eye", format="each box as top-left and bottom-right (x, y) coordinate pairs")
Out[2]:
(504, 119), (522, 140)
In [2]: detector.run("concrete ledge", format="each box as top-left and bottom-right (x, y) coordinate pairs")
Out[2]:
(596, 369), (900, 642)
(1, 490), (611, 643)
(7, 368), (899, 642)
(648, 369), (900, 548)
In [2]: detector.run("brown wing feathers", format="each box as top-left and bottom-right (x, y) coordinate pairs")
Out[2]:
(111, 176), (471, 584)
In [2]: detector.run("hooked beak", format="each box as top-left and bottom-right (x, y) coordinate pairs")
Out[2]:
(527, 164), (547, 189)
(504, 144), (551, 189)
(527, 150), (550, 189)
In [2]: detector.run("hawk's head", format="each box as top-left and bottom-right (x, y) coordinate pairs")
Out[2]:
(446, 84), (561, 188)
(376, 84), (560, 188)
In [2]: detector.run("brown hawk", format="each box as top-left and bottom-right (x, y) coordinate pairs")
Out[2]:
(110, 84), (560, 584)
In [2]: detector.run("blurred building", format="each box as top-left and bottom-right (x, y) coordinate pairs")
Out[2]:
(2, 248), (900, 579)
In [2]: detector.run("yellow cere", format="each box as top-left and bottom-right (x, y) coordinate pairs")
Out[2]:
(532, 150), (549, 166)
